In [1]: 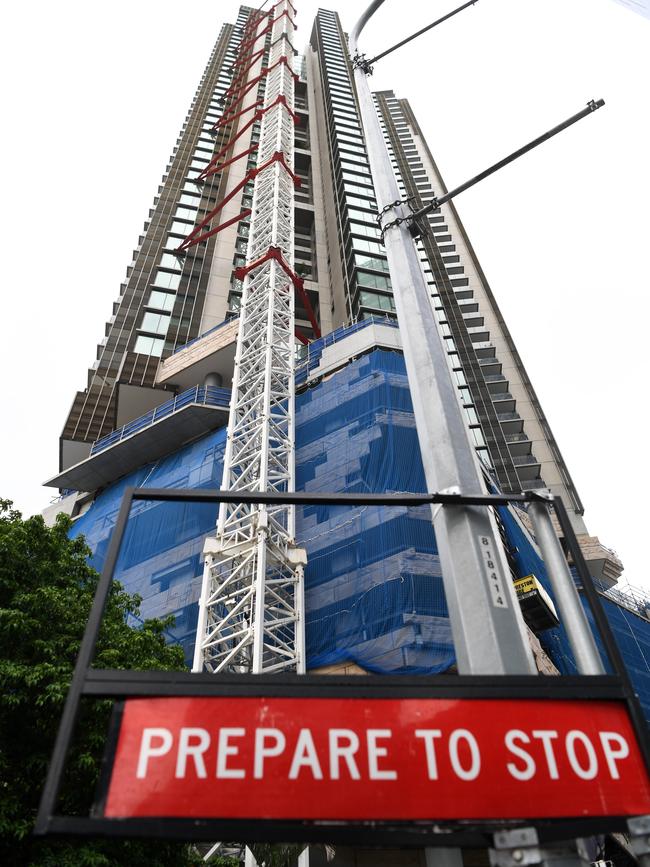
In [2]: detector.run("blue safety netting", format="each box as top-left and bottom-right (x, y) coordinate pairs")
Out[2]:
(70, 433), (225, 661)
(498, 505), (650, 721)
(68, 348), (650, 720)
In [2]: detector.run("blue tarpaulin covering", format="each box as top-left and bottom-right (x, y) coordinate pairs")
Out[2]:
(70, 349), (650, 720)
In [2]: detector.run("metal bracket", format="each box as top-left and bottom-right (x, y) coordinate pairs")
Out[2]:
(628, 816), (650, 865)
(408, 204), (438, 240)
(376, 196), (417, 243)
(490, 828), (594, 867)
(351, 51), (374, 75)
(490, 828), (543, 867)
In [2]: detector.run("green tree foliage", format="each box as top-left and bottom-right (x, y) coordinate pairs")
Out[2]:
(0, 500), (208, 865)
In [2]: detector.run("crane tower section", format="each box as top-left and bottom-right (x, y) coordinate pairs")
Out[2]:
(193, 0), (306, 676)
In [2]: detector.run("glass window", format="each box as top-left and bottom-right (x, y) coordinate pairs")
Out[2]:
(352, 237), (384, 254)
(348, 207), (378, 222)
(164, 235), (184, 250)
(336, 141), (366, 155)
(355, 253), (389, 272)
(346, 194), (377, 210)
(141, 311), (171, 335)
(179, 193), (200, 206)
(350, 221), (381, 239)
(470, 427), (486, 448)
(153, 271), (181, 290)
(183, 181), (203, 195)
(335, 120), (361, 136)
(333, 106), (358, 121)
(342, 168), (371, 183)
(357, 271), (391, 290)
(344, 182), (375, 199)
(170, 220), (193, 235)
(146, 290), (175, 312)
(359, 290), (396, 312)
(175, 206), (196, 221)
(134, 335), (165, 356)
(464, 406), (479, 426)
(477, 448), (493, 469)
(340, 152), (369, 167)
(159, 253), (182, 271)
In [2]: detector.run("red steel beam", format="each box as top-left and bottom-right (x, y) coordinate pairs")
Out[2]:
(234, 246), (321, 337)
(175, 209), (252, 252)
(198, 143), (259, 182)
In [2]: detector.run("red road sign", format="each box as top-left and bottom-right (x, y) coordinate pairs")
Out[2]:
(102, 696), (650, 821)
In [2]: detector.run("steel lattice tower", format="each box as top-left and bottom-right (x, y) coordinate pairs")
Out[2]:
(193, 0), (306, 676)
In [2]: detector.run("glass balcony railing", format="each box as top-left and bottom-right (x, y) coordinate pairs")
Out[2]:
(89, 385), (231, 456)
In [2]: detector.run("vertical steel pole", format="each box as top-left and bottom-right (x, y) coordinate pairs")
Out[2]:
(349, 2), (535, 676)
(528, 499), (604, 675)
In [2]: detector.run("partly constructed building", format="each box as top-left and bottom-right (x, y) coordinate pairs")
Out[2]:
(44, 5), (648, 731)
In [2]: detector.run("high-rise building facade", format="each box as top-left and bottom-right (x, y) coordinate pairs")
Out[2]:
(45, 5), (635, 686)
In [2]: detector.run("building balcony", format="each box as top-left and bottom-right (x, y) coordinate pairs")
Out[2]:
(506, 432), (533, 457)
(492, 392), (516, 413)
(513, 452), (542, 481)
(485, 374), (509, 394)
(156, 317), (238, 392)
(45, 385), (230, 493)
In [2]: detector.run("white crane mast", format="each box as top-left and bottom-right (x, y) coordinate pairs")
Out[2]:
(193, 0), (306, 676)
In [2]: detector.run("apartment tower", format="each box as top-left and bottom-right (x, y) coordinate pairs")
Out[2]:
(45, 6), (625, 675)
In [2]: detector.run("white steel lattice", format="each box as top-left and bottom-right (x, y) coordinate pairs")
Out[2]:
(193, 1), (306, 676)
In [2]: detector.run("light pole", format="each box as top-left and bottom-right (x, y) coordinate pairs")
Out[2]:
(350, 0), (536, 677)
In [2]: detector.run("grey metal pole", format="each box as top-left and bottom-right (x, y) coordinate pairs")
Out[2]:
(528, 500), (604, 675)
(349, 2), (535, 676)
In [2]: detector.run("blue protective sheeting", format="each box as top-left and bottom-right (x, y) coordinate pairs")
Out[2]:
(70, 432), (225, 661)
(69, 349), (650, 720)
(499, 505), (650, 721)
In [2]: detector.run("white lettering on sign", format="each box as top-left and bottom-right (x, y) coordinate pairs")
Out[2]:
(329, 729), (361, 780)
(566, 730), (598, 780)
(136, 727), (173, 778)
(289, 729), (323, 779)
(415, 729), (442, 779)
(216, 727), (245, 778)
(254, 728), (286, 779)
(367, 729), (397, 780)
(132, 724), (633, 786)
(600, 731), (630, 779)
(505, 730), (536, 780)
(478, 535), (508, 608)
(532, 730), (560, 779)
(175, 727), (209, 779)
(449, 729), (481, 780)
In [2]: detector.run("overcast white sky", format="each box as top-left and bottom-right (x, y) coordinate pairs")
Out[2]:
(0, 0), (648, 587)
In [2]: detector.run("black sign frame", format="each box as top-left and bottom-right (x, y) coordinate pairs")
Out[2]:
(34, 486), (650, 847)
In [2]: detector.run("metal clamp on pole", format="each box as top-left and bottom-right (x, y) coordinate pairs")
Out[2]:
(351, 52), (374, 75)
(490, 828), (543, 867)
(490, 829), (592, 867)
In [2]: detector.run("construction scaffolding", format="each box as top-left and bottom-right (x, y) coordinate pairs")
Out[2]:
(191, 0), (307, 676)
